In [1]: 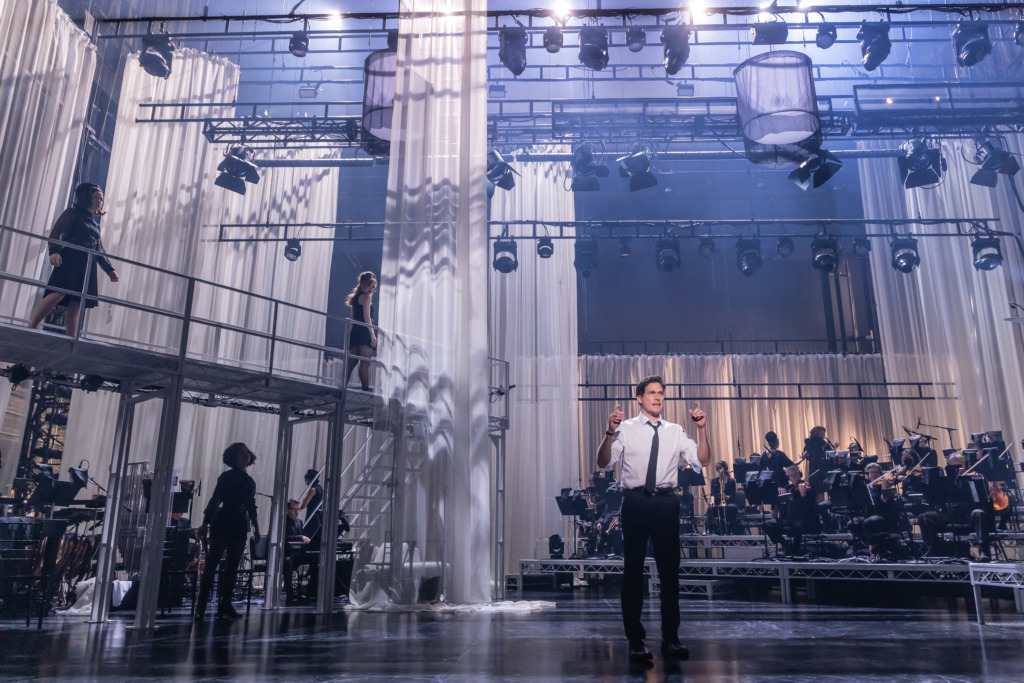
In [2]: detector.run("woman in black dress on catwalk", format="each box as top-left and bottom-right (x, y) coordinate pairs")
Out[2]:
(28, 183), (119, 334)
(346, 271), (378, 391)
(195, 442), (261, 621)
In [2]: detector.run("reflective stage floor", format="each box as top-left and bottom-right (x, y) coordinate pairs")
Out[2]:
(3, 590), (1024, 682)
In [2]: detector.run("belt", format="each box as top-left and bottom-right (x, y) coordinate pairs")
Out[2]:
(625, 487), (676, 496)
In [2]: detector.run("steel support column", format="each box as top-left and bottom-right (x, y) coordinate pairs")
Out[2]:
(89, 387), (137, 623)
(263, 405), (293, 611)
(315, 401), (346, 614)
(133, 377), (184, 629)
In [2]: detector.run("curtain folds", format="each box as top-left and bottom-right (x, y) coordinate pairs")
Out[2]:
(489, 152), (579, 576)
(363, 0), (490, 605)
(858, 141), (1024, 446)
(0, 0), (96, 321)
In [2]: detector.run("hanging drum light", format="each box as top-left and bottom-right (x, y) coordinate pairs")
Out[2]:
(362, 30), (398, 157)
(734, 51), (822, 168)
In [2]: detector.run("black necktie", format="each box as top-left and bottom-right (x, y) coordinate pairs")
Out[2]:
(645, 422), (661, 494)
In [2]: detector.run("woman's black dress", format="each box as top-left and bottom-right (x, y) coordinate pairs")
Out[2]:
(349, 296), (374, 348)
(44, 207), (115, 309)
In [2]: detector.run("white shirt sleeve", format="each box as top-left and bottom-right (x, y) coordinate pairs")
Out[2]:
(677, 428), (700, 469)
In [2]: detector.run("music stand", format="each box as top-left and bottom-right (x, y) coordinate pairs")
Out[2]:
(26, 477), (56, 512)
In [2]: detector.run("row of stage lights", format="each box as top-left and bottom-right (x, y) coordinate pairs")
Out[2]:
(496, 18), (1020, 76)
(492, 232), (1006, 277)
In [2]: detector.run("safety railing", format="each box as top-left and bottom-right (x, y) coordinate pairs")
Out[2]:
(578, 380), (957, 402)
(0, 223), (380, 394)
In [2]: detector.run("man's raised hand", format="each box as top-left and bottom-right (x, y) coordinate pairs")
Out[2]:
(688, 401), (707, 428)
(608, 403), (625, 433)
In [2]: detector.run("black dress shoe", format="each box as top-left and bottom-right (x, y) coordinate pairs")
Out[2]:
(216, 604), (242, 620)
(628, 641), (653, 662)
(661, 640), (690, 660)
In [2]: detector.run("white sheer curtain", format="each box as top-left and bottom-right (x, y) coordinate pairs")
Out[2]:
(366, 0), (490, 605)
(859, 141), (1024, 448)
(63, 51), (339, 532)
(578, 354), (896, 509)
(0, 0), (96, 322)
(489, 154), (579, 575)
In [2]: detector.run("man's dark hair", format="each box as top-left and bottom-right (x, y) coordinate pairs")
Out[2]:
(222, 442), (255, 467)
(765, 431), (779, 447)
(635, 375), (665, 397)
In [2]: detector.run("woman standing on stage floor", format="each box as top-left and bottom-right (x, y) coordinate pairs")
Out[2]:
(299, 468), (323, 524)
(802, 426), (830, 504)
(346, 271), (378, 392)
(28, 183), (119, 334)
(195, 442), (261, 621)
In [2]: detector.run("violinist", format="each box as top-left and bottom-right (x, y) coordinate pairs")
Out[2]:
(853, 463), (901, 556)
(707, 461), (741, 534)
(911, 435), (938, 467)
(761, 431), (793, 488)
(897, 450), (924, 494)
(917, 453), (993, 562)
(764, 466), (820, 555)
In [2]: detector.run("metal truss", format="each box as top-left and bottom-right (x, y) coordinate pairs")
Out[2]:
(214, 218), (1003, 245)
(578, 380), (957, 403)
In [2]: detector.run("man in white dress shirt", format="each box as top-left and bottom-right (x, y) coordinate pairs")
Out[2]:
(597, 375), (710, 662)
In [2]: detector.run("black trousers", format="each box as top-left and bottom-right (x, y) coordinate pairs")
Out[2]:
(198, 536), (246, 609)
(620, 489), (680, 644)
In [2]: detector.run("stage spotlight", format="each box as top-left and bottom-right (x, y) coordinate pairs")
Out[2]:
(1015, 21), (1024, 48)
(617, 146), (657, 191)
(574, 236), (599, 278)
(698, 237), (715, 258)
(971, 234), (1003, 271)
(537, 236), (554, 259)
(215, 145), (260, 195)
(140, 31), (176, 78)
(857, 22), (891, 72)
(284, 238), (302, 261)
(852, 237), (872, 258)
(776, 236), (795, 258)
(549, 534), (565, 559)
(788, 149), (842, 190)
(618, 238), (632, 258)
(487, 150), (519, 191)
(570, 142), (609, 192)
(970, 139), (1021, 188)
(499, 26), (529, 76)
(890, 237), (920, 274)
(655, 238), (681, 272)
(811, 235), (839, 273)
(898, 138), (946, 189)
(298, 83), (321, 98)
(736, 238), (762, 276)
(626, 26), (647, 52)
(953, 22), (991, 67)
(80, 374), (105, 392)
(661, 25), (691, 75)
(752, 21), (788, 45)
(6, 364), (30, 386)
(816, 22), (837, 49)
(289, 25), (310, 57)
(544, 26), (564, 53)
(578, 26), (610, 71)
(493, 238), (519, 273)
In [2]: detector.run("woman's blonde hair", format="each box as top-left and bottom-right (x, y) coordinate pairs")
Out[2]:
(345, 271), (377, 307)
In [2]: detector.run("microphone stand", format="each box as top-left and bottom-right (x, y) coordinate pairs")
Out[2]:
(917, 417), (959, 450)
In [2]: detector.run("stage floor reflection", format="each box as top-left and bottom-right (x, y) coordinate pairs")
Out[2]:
(3, 590), (1024, 681)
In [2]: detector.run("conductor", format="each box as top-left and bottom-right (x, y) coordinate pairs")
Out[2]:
(597, 375), (710, 662)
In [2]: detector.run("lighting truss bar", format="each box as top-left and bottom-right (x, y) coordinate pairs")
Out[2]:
(92, 6), (1024, 31)
(202, 118), (362, 147)
(215, 218), (1000, 244)
(854, 82), (1024, 133)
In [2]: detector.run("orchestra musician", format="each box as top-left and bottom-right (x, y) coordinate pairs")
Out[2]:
(707, 461), (741, 535)
(851, 462), (901, 556)
(761, 431), (793, 488)
(765, 465), (820, 555)
(911, 435), (938, 467)
(802, 426), (830, 504)
(917, 453), (994, 562)
(283, 498), (312, 604)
